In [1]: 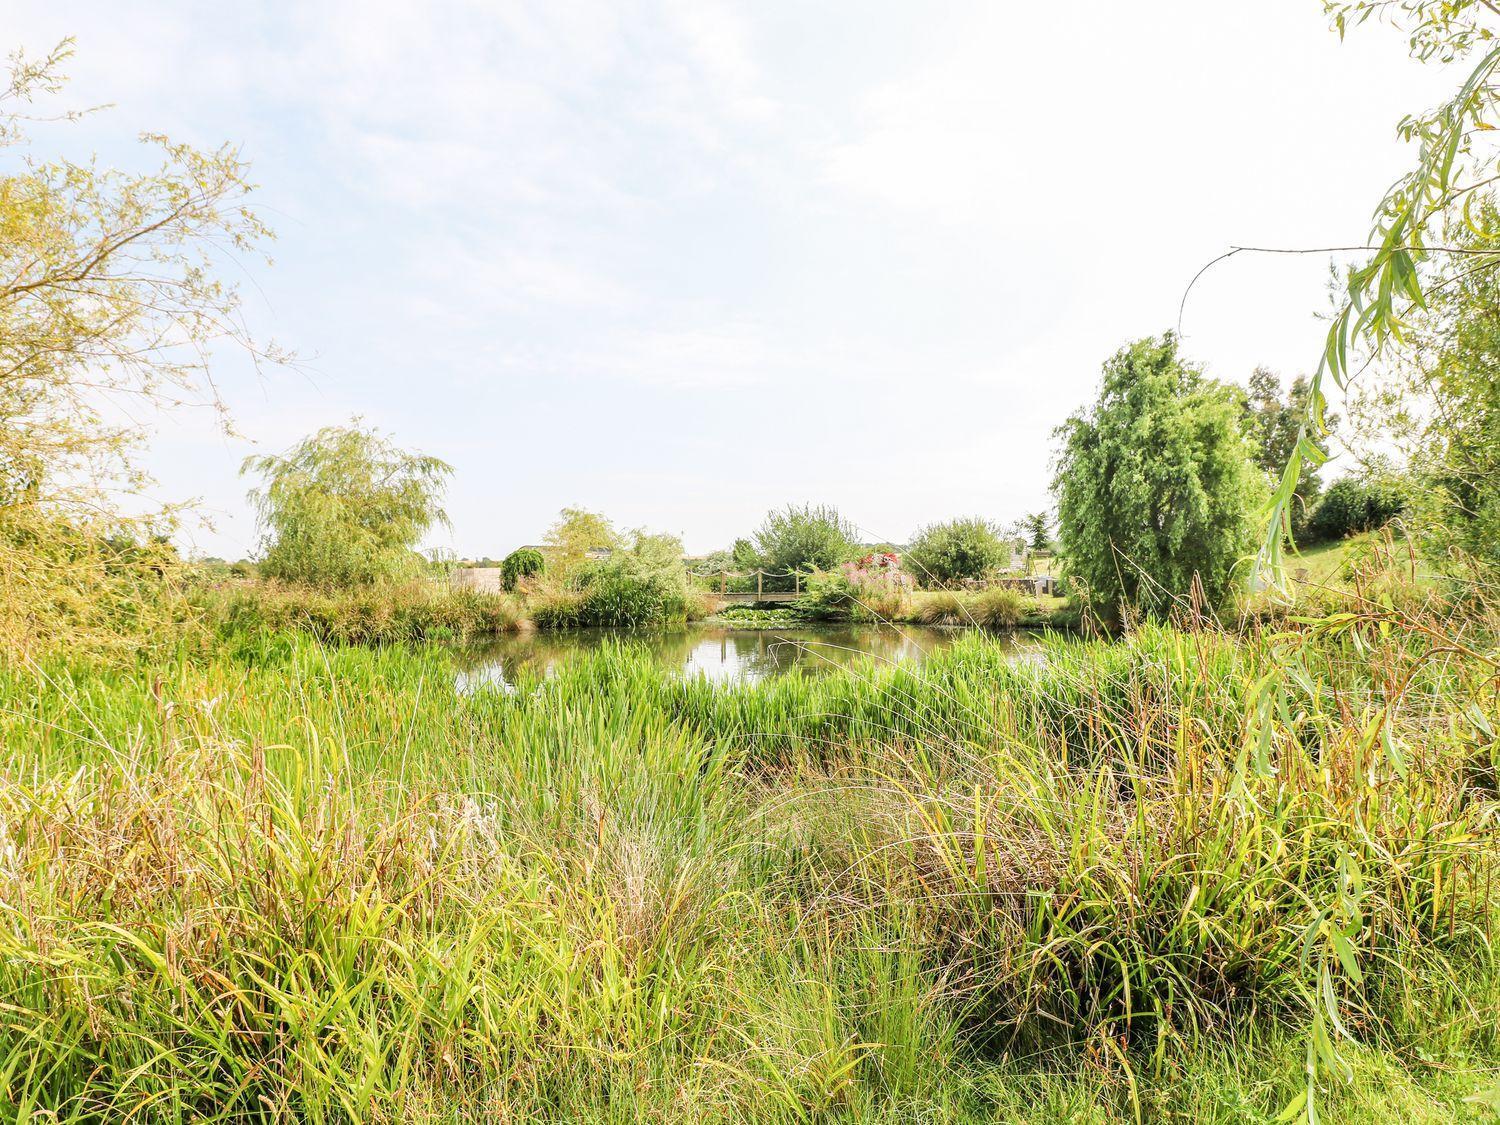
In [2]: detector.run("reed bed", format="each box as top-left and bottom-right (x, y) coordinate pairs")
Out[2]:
(0, 616), (1495, 1121)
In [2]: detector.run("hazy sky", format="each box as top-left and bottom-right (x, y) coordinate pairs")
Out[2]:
(10, 2), (1456, 559)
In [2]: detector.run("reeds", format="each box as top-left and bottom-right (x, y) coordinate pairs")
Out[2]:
(913, 587), (1032, 627)
(201, 578), (528, 644)
(0, 611), (1494, 1121)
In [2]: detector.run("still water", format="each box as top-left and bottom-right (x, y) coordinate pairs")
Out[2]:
(455, 623), (1036, 692)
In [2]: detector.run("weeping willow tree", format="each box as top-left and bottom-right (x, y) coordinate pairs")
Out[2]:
(0, 40), (283, 658)
(244, 422), (452, 589)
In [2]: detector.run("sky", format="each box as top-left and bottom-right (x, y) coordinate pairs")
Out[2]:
(8, 1), (1459, 559)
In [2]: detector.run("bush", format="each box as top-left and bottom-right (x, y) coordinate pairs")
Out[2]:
(906, 518), (1010, 587)
(570, 532), (692, 628)
(501, 547), (545, 591)
(1308, 476), (1408, 542)
(970, 586), (1027, 627)
(913, 587), (1030, 627)
(796, 553), (914, 622)
(754, 504), (857, 574)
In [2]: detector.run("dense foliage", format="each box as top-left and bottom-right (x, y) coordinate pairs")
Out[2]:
(1, 602), (1494, 1121)
(1241, 368), (1331, 534)
(543, 507), (621, 576)
(795, 551), (914, 621)
(0, 43), (278, 658)
(1307, 473), (1408, 542)
(531, 530), (699, 628)
(1054, 335), (1261, 618)
(244, 422), (452, 588)
(500, 546), (545, 590)
(207, 579), (525, 645)
(1352, 212), (1500, 574)
(905, 517), (1011, 587)
(753, 503), (857, 573)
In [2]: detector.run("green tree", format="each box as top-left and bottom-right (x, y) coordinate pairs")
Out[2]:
(544, 507), (621, 576)
(243, 421), (451, 588)
(753, 504), (856, 573)
(0, 41), (282, 656)
(906, 517), (1010, 587)
(730, 537), (761, 570)
(1022, 512), (1052, 552)
(1053, 335), (1261, 618)
(1241, 368), (1333, 532)
(501, 547), (545, 590)
(1351, 210), (1500, 571)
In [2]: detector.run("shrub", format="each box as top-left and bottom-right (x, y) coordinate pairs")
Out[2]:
(1308, 475), (1408, 542)
(570, 531), (692, 628)
(906, 518), (1011, 587)
(912, 588), (1030, 627)
(501, 547), (545, 591)
(796, 553), (914, 622)
(754, 504), (857, 574)
(970, 586), (1027, 627)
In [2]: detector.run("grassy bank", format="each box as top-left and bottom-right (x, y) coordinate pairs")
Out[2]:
(196, 574), (729, 646)
(0, 613), (1496, 1121)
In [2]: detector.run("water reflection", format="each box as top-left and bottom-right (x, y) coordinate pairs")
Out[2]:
(454, 623), (1034, 692)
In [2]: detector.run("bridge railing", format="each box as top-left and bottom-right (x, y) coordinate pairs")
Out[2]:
(685, 567), (803, 598)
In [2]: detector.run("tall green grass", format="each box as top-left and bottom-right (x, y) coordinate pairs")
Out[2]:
(199, 578), (527, 645)
(0, 617), (1495, 1121)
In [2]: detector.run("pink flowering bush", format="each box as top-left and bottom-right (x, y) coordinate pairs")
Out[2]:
(796, 552), (915, 621)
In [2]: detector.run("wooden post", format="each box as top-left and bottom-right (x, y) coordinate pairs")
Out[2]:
(794, 572), (800, 595)
(757, 570), (763, 599)
(720, 570), (726, 594)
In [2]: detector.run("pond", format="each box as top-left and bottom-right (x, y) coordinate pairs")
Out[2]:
(454, 622), (1038, 691)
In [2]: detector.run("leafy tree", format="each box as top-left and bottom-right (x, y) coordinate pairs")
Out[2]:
(501, 547), (545, 590)
(1241, 368), (1333, 532)
(1053, 335), (1261, 618)
(1350, 209), (1500, 572)
(1259, 2), (1500, 580)
(544, 507), (621, 577)
(0, 41), (282, 655)
(1022, 512), (1052, 552)
(244, 422), (451, 588)
(753, 504), (856, 573)
(1307, 473), (1408, 542)
(906, 517), (1010, 587)
(731, 537), (761, 569)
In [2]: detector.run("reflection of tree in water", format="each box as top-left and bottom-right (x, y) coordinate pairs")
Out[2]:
(457, 623), (1024, 691)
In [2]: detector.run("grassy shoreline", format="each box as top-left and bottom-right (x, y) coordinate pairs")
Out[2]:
(2, 616), (1495, 1121)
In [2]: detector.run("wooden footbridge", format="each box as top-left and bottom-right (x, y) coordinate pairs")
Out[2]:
(698, 568), (803, 605)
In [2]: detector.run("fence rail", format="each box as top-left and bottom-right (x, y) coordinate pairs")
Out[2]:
(688, 567), (803, 603)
